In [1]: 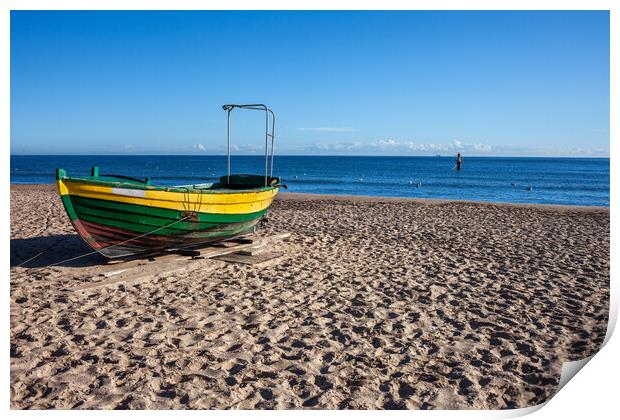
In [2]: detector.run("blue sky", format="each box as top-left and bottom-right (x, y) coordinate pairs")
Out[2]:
(11, 10), (609, 156)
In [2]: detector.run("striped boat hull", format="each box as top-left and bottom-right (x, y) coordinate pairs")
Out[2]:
(57, 176), (279, 258)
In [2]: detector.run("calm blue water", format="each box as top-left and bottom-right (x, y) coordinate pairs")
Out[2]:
(10, 155), (610, 206)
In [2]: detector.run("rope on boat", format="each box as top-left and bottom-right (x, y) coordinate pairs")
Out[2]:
(181, 186), (204, 214)
(26, 215), (193, 274)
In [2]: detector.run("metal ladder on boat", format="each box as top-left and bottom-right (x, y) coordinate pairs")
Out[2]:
(222, 104), (276, 187)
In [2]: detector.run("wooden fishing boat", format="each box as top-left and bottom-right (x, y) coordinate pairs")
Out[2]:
(56, 104), (282, 258)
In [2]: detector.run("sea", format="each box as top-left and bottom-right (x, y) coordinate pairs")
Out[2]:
(10, 155), (610, 207)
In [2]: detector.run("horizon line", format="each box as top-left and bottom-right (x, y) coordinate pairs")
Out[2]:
(9, 153), (611, 159)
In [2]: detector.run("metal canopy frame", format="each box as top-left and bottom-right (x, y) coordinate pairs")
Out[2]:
(222, 104), (275, 186)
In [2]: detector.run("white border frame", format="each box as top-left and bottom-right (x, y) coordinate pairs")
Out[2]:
(2, 2), (616, 419)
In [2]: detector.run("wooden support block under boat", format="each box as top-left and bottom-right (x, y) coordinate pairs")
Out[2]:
(211, 251), (283, 265)
(236, 247), (265, 256)
(227, 237), (255, 244)
(163, 248), (203, 257)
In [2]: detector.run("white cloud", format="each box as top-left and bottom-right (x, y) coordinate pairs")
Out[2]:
(473, 143), (492, 152)
(307, 142), (363, 152)
(299, 138), (494, 155)
(377, 139), (398, 146)
(236, 143), (264, 153)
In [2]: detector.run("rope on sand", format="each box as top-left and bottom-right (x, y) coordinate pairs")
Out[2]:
(13, 241), (61, 268)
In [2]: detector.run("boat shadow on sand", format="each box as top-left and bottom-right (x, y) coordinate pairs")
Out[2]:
(10, 234), (106, 268)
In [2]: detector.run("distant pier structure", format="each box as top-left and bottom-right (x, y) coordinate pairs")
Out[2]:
(455, 153), (463, 171)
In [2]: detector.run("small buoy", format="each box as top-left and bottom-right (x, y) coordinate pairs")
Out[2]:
(511, 183), (516, 186)
(526, 186), (533, 191)
(293, 175), (298, 179)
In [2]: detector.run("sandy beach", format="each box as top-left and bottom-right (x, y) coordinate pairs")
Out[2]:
(10, 184), (609, 409)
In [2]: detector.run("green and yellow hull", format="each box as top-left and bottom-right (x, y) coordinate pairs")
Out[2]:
(56, 168), (280, 258)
